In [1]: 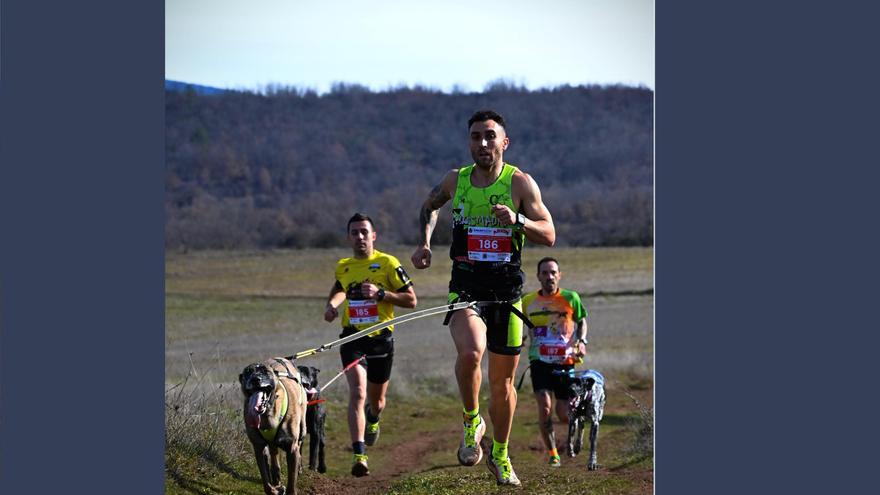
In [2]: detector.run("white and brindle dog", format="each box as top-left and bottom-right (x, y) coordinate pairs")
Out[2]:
(239, 357), (308, 495)
(562, 369), (606, 470)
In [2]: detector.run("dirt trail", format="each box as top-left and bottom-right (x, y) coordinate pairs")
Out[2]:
(304, 421), (462, 495)
(299, 380), (653, 495)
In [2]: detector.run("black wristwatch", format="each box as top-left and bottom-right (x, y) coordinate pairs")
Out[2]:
(376, 288), (385, 301)
(514, 213), (526, 228)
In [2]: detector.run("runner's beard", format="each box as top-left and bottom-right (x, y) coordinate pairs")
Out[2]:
(472, 149), (499, 169)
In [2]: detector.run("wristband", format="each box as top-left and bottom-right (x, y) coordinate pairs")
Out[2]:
(376, 288), (385, 301)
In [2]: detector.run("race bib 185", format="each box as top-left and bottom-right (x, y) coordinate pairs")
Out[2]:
(348, 299), (379, 324)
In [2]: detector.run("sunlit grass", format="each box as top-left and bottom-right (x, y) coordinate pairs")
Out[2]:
(165, 247), (653, 494)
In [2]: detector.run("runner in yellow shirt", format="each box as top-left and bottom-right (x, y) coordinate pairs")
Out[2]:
(324, 213), (417, 477)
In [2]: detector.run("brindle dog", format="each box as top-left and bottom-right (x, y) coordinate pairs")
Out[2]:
(239, 358), (307, 495)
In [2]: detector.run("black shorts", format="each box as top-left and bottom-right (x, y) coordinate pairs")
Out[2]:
(446, 266), (525, 356)
(530, 360), (573, 399)
(339, 327), (394, 384)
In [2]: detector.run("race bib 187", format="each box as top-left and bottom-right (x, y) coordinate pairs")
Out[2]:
(539, 344), (567, 359)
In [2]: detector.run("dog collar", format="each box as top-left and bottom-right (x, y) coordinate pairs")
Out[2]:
(259, 383), (289, 442)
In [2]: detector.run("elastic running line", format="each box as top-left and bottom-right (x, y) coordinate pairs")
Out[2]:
(317, 352), (394, 395)
(287, 301), (477, 361)
(443, 299), (535, 329)
(319, 356), (366, 393)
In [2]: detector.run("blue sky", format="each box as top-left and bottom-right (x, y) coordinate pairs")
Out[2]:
(165, 0), (654, 94)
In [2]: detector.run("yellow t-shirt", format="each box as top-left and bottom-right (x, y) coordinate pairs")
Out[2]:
(335, 249), (412, 336)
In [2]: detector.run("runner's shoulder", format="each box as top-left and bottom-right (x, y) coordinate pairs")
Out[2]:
(442, 168), (461, 192)
(521, 290), (539, 307)
(336, 255), (373, 274)
(511, 168), (538, 188)
(560, 288), (580, 298)
(373, 250), (402, 269)
(560, 289), (587, 313)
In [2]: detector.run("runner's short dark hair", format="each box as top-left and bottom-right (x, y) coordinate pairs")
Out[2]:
(537, 257), (559, 273)
(347, 212), (375, 231)
(468, 109), (507, 133)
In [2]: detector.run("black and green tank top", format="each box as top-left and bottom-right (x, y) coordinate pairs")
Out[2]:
(449, 163), (525, 272)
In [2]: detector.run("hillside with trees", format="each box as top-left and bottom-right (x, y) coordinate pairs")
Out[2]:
(165, 82), (653, 250)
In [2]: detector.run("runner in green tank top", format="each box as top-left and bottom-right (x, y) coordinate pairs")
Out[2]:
(449, 163), (526, 266)
(410, 110), (556, 486)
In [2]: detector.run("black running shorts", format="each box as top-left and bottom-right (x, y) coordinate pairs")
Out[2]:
(446, 266), (525, 356)
(529, 360), (573, 399)
(338, 328), (394, 384)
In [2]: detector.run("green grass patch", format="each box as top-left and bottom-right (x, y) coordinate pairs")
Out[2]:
(166, 246), (652, 299)
(166, 247), (653, 493)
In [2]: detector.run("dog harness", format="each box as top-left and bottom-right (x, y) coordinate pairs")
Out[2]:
(258, 359), (299, 443)
(259, 384), (289, 442)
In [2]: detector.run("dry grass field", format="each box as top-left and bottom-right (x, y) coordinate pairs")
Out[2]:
(165, 246), (653, 494)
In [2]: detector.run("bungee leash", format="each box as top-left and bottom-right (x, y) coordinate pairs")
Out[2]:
(318, 355), (365, 393)
(308, 353), (390, 404)
(292, 299), (537, 402)
(515, 363), (532, 391)
(442, 296), (535, 330)
(286, 301), (478, 361)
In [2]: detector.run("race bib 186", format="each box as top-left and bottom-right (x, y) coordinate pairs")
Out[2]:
(348, 299), (379, 324)
(467, 227), (512, 262)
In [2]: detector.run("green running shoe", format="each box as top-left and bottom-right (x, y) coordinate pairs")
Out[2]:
(351, 453), (369, 477)
(548, 454), (562, 468)
(457, 414), (485, 466)
(487, 455), (521, 486)
(364, 403), (380, 446)
(365, 419), (380, 446)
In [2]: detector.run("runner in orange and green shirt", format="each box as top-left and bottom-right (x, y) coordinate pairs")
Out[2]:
(522, 257), (588, 467)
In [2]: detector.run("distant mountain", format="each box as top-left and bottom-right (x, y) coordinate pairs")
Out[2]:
(165, 83), (654, 249)
(165, 79), (228, 95)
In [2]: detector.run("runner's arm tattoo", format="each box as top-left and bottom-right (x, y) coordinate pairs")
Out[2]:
(418, 184), (448, 245)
